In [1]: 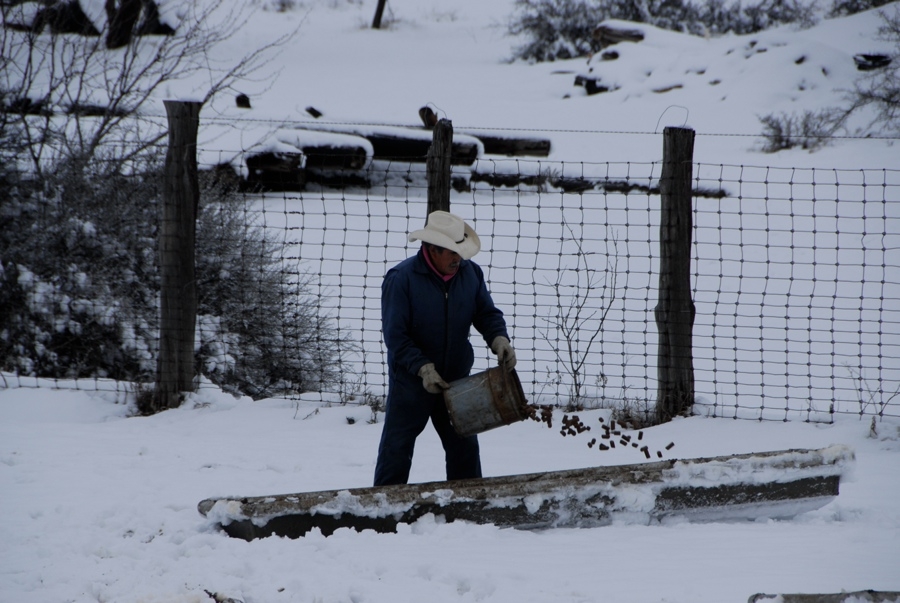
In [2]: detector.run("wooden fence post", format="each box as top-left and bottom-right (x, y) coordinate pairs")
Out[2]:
(155, 100), (201, 411)
(426, 118), (453, 215)
(655, 126), (696, 423)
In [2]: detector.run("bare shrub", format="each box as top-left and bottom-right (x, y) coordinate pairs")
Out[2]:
(845, 6), (900, 136)
(758, 109), (847, 152)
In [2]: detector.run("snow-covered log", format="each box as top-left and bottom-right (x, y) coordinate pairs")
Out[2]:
(466, 133), (551, 157)
(749, 591), (900, 603)
(296, 124), (482, 165)
(198, 446), (853, 540)
(593, 23), (646, 47)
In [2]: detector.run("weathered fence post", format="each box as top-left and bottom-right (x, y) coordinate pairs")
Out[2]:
(426, 118), (453, 215)
(655, 126), (696, 422)
(155, 100), (201, 411)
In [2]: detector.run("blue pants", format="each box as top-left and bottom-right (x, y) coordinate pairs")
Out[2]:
(373, 385), (482, 486)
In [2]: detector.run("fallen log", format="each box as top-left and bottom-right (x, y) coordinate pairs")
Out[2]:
(209, 128), (372, 191)
(273, 129), (371, 170)
(302, 145), (368, 170)
(593, 23), (646, 47)
(296, 124), (481, 165)
(366, 133), (478, 165)
(198, 446), (853, 540)
(417, 108), (551, 157)
(245, 152), (305, 192)
(749, 591), (900, 603)
(465, 133), (551, 157)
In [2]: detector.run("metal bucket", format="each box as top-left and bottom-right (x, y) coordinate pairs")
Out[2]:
(443, 367), (528, 437)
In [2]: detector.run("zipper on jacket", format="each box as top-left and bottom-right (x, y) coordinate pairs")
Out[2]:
(442, 287), (450, 374)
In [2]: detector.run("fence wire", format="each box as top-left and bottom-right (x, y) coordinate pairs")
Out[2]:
(3, 154), (897, 423)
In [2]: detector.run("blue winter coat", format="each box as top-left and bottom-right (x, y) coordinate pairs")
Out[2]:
(382, 247), (509, 390)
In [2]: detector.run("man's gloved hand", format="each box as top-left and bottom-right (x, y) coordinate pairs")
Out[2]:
(418, 363), (450, 394)
(491, 336), (517, 370)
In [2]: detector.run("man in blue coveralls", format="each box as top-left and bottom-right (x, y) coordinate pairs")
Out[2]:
(374, 211), (517, 486)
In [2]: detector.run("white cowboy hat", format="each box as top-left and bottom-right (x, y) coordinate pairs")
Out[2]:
(408, 211), (481, 260)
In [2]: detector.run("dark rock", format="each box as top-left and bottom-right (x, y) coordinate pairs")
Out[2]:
(574, 75), (613, 95)
(854, 54), (891, 71)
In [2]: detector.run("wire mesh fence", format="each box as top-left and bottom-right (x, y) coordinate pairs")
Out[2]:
(3, 149), (898, 423)
(233, 158), (899, 422)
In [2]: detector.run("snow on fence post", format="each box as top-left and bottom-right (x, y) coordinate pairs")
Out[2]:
(655, 126), (696, 423)
(155, 100), (201, 411)
(426, 118), (453, 215)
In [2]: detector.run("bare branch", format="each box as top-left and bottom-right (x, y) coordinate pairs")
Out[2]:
(539, 221), (620, 407)
(2, 0), (300, 177)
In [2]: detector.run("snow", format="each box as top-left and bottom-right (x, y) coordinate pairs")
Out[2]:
(184, 0), (900, 171)
(3, 0), (900, 601)
(1, 382), (899, 602)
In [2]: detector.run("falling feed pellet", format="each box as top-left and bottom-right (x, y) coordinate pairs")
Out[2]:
(521, 400), (677, 461)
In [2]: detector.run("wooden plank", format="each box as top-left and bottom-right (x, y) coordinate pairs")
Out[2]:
(198, 446), (853, 540)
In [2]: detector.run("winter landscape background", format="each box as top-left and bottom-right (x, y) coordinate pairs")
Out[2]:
(2, 0), (900, 601)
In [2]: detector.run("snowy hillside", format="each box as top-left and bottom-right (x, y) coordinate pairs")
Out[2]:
(184, 0), (898, 169)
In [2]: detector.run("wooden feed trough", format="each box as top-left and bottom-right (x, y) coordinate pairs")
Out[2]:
(199, 446), (853, 540)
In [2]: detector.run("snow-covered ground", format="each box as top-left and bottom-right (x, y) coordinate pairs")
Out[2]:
(1, 382), (899, 603)
(3, 0), (900, 601)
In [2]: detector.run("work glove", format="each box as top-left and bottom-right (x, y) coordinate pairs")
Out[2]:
(491, 336), (517, 371)
(418, 363), (450, 394)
